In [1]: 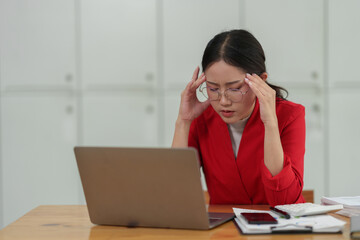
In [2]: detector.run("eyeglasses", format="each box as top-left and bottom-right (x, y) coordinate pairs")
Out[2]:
(199, 82), (249, 102)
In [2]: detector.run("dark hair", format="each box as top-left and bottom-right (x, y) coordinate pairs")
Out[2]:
(201, 29), (288, 100)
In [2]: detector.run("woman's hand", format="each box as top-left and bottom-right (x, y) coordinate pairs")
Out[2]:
(177, 66), (211, 122)
(244, 73), (277, 127)
(245, 73), (284, 176)
(172, 67), (211, 148)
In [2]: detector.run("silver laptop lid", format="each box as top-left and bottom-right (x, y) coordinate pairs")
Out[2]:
(75, 147), (212, 229)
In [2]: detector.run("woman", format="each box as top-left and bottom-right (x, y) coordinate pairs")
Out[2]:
(172, 29), (305, 206)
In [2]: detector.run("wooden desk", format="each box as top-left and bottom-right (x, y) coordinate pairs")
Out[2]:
(0, 205), (351, 240)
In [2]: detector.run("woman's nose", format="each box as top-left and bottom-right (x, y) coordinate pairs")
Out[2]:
(219, 92), (231, 106)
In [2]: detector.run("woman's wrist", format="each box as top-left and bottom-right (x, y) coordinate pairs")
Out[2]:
(175, 117), (192, 128)
(172, 117), (192, 148)
(263, 118), (278, 129)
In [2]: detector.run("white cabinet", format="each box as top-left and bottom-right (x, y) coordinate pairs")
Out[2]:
(0, 0), (76, 90)
(164, 90), (182, 146)
(80, 0), (159, 150)
(287, 88), (325, 202)
(80, 0), (157, 89)
(163, 0), (242, 88)
(82, 91), (158, 147)
(244, 0), (324, 87)
(327, 0), (360, 197)
(328, 0), (360, 87)
(328, 89), (360, 196)
(0, 0), (79, 228)
(0, 92), (80, 227)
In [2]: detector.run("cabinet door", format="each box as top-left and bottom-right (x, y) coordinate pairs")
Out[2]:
(329, 90), (360, 196)
(0, 92), (80, 228)
(164, 90), (182, 146)
(81, 0), (157, 89)
(0, 0), (76, 90)
(163, 0), (242, 88)
(328, 0), (360, 87)
(82, 91), (158, 147)
(286, 88), (325, 202)
(244, 0), (324, 87)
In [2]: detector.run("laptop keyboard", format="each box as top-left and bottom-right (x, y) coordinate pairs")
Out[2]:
(209, 217), (221, 224)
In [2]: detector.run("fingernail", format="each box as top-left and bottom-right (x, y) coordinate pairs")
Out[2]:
(245, 77), (249, 82)
(246, 73), (251, 77)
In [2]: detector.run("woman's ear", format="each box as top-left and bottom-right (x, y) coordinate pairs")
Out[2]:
(260, 72), (268, 81)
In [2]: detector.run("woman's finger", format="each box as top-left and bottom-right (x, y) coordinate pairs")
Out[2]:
(246, 74), (268, 89)
(248, 80), (268, 97)
(246, 74), (271, 97)
(196, 74), (206, 87)
(245, 77), (264, 99)
(245, 76), (267, 97)
(190, 74), (206, 91)
(185, 68), (201, 91)
(191, 66), (200, 82)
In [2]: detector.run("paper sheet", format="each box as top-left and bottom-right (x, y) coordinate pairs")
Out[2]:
(321, 196), (360, 207)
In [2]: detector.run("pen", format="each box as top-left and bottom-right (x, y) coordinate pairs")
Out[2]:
(270, 207), (291, 219)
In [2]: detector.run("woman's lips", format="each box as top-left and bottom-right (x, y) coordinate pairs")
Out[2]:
(220, 110), (235, 117)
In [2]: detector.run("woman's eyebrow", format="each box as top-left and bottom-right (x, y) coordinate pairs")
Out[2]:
(225, 80), (242, 85)
(206, 80), (242, 86)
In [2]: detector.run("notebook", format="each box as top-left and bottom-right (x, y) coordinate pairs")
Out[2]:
(74, 147), (234, 230)
(233, 208), (346, 234)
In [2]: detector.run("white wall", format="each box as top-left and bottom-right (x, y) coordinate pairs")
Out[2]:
(327, 0), (360, 197)
(0, 0), (360, 229)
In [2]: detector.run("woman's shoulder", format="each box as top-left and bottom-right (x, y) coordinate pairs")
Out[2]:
(276, 98), (305, 124)
(276, 98), (304, 111)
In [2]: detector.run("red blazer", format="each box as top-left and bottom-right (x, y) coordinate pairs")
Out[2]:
(188, 98), (306, 206)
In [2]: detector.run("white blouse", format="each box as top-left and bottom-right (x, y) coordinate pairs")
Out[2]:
(227, 115), (250, 158)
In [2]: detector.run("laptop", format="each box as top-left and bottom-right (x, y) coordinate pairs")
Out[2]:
(74, 147), (234, 230)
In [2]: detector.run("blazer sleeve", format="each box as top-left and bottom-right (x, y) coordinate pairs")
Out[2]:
(261, 104), (306, 206)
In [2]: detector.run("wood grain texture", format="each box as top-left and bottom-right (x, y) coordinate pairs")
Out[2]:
(0, 205), (350, 240)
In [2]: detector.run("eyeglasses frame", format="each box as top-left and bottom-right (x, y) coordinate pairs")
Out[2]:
(199, 81), (250, 103)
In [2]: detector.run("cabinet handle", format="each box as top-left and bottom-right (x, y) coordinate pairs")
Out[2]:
(311, 71), (318, 80)
(65, 73), (73, 83)
(145, 105), (154, 114)
(145, 72), (154, 82)
(66, 105), (74, 114)
(312, 103), (320, 113)
(310, 103), (322, 130)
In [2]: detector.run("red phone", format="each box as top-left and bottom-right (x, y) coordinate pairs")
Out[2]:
(240, 212), (278, 224)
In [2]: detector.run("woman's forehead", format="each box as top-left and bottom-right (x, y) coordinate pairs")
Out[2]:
(204, 61), (246, 84)
(206, 79), (243, 86)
